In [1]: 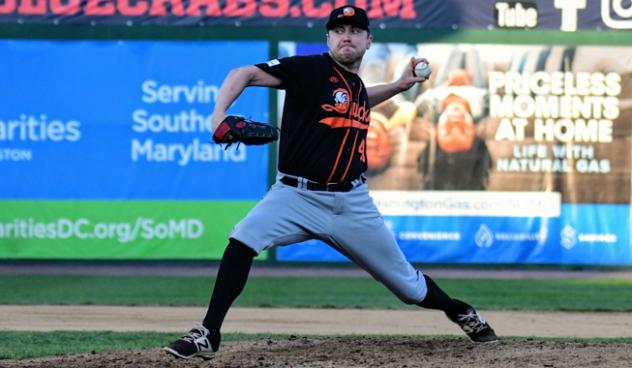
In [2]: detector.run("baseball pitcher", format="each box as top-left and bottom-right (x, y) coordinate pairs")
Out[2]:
(164, 5), (497, 360)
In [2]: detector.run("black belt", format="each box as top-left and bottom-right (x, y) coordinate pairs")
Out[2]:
(280, 176), (364, 192)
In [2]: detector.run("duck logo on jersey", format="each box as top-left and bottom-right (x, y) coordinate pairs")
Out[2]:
(321, 88), (350, 114)
(319, 86), (370, 130)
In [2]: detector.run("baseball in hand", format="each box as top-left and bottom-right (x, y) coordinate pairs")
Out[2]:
(414, 60), (432, 79)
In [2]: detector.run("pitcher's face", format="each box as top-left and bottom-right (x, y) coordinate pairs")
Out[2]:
(327, 24), (372, 66)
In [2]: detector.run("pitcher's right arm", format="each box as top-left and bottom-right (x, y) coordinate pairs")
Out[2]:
(211, 65), (282, 131)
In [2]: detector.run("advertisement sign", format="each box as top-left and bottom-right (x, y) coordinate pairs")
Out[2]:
(0, 201), (256, 259)
(280, 204), (630, 265)
(276, 41), (632, 265)
(0, 40), (269, 200)
(0, 40), (270, 259)
(1, 0), (632, 31)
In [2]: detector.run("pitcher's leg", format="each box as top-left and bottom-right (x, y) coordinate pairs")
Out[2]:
(163, 239), (255, 359)
(332, 189), (496, 342)
(202, 239), (257, 342)
(335, 223), (496, 342)
(333, 220), (427, 304)
(164, 184), (332, 359)
(418, 274), (467, 316)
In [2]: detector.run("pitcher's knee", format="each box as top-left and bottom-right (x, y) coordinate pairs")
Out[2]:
(399, 294), (422, 305)
(380, 270), (428, 304)
(394, 286), (428, 305)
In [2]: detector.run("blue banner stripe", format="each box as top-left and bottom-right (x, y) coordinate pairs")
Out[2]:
(277, 204), (631, 265)
(0, 40), (270, 200)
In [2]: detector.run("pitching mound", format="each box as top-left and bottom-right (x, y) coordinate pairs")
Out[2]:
(4, 336), (631, 368)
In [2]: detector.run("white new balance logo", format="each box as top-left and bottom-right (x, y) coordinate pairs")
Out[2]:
(195, 337), (211, 351)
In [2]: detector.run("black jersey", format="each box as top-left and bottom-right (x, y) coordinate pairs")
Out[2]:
(256, 53), (369, 184)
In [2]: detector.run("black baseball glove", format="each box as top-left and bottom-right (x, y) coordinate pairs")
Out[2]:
(212, 115), (279, 149)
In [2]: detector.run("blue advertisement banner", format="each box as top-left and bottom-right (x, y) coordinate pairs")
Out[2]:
(0, 40), (270, 200)
(275, 40), (632, 266)
(277, 204), (631, 266)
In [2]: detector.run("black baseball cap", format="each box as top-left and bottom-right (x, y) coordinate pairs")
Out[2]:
(326, 5), (370, 31)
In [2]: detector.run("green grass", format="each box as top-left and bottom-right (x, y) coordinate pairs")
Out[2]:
(2, 275), (631, 360)
(0, 331), (176, 360)
(1, 275), (632, 311)
(0, 331), (275, 360)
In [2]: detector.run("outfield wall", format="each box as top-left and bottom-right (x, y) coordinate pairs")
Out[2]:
(1, 1), (631, 265)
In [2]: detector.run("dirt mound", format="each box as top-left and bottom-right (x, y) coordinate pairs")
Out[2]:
(4, 337), (631, 368)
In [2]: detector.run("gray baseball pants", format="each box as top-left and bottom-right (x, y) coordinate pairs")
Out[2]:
(230, 175), (428, 304)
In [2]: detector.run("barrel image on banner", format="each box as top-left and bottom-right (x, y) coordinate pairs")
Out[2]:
(0, 40), (270, 259)
(276, 42), (632, 265)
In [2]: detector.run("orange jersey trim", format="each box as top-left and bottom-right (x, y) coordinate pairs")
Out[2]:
(332, 66), (353, 101)
(326, 129), (351, 183)
(324, 65), (367, 183)
(339, 130), (359, 182)
(319, 117), (369, 130)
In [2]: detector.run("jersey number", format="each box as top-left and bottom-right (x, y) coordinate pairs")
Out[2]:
(358, 140), (366, 163)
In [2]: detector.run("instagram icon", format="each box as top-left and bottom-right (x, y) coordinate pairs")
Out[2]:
(602, 0), (632, 29)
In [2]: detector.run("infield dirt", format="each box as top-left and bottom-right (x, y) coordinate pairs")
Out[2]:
(2, 306), (632, 367)
(2, 266), (632, 366)
(3, 337), (632, 368)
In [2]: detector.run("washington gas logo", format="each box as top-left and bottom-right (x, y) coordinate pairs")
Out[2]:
(475, 225), (494, 248)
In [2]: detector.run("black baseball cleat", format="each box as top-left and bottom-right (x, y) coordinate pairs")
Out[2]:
(449, 306), (498, 343)
(163, 324), (219, 359)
